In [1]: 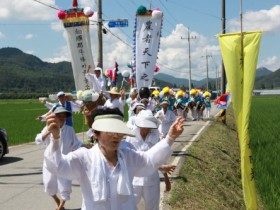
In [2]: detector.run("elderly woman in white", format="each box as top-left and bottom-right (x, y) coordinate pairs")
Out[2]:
(85, 64), (106, 93)
(126, 110), (176, 210)
(44, 108), (184, 210)
(35, 107), (83, 210)
(154, 100), (178, 139)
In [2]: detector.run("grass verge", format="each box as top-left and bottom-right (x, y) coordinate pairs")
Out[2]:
(164, 106), (264, 210)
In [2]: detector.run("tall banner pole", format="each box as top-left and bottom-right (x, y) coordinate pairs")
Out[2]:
(58, 3), (95, 91)
(218, 31), (262, 210)
(134, 5), (163, 91)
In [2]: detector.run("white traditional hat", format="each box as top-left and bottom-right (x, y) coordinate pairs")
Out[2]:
(53, 106), (71, 117)
(92, 114), (134, 137)
(160, 99), (170, 106)
(56, 91), (65, 98)
(135, 110), (159, 129)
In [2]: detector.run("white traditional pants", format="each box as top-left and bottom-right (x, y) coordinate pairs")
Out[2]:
(43, 164), (72, 201)
(133, 184), (160, 210)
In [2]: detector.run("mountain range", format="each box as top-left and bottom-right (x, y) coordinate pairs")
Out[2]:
(154, 66), (276, 89)
(0, 47), (279, 98)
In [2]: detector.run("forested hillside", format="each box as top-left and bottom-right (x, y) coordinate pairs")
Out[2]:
(0, 47), (75, 98)
(0, 47), (278, 99)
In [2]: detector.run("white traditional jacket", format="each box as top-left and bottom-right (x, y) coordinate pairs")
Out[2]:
(44, 137), (173, 210)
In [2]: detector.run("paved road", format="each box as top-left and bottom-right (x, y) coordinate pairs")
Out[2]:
(0, 107), (220, 210)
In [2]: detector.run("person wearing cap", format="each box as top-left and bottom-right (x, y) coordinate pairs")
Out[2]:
(35, 107), (83, 210)
(37, 91), (82, 126)
(155, 100), (178, 139)
(85, 64), (106, 93)
(126, 102), (146, 130)
(125, 110), (176, 210)
(44, 108), (184, 210)
(102, 86), (126, 114)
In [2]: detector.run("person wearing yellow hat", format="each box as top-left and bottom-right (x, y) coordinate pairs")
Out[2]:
(159, 87), (174, 111)
(188, 89), (198, 121)
(203, 91), (212, 118)
(150, 89), (161, 113)
(174, 90), (189, 120)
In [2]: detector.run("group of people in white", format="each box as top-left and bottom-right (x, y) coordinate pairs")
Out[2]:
(34, 65), (212, 210)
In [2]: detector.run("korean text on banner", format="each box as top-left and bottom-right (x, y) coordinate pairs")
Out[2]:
(134, 10), (162, 90)
(60, 9), (95, 91)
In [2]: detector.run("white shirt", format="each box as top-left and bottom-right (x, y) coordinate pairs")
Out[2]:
(126, 128), (160, 186)
(44, 137), (173, 210)
(44, 101), (82, 113)
(104, 98), (125, 114)
(35, 125), (82, 154)
(155, 109), (177, 137)
(85, 73), (105, 92)
(126, 98), (138, 119)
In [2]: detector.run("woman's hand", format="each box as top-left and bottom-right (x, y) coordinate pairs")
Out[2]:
(167, 117), (185, 140)
(159, 165), (176, 175)
(46, 113), (60, 139)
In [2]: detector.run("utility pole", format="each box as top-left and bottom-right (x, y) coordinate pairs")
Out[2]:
(220, 0), (227, 124)
(221, 0), (226, 94)
(215, 63), (219, 96)
(202, 49), (212, 91)
(181, 28), (196, 91)
(97, 0), (103, 69)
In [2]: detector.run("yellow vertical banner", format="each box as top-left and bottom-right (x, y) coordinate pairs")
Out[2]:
(218, 31), (262, 210)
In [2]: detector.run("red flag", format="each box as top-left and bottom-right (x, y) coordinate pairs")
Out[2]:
(112, 62), (118, 86)
(72, 0), (78, 7)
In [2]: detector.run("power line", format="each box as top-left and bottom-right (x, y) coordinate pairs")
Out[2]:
(158, 0), (181, 24)
(103, 26), (133, 49)
(101, 13), (134, 43)
(168, 1), (220, 20)
(32, 0), (58, 10)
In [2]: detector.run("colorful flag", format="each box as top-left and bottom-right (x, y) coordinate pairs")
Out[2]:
(218, 31), (262, 210)
(112, 61), (118, 86)
(134, 6), (163, 90)
(58, 6), (95, 91)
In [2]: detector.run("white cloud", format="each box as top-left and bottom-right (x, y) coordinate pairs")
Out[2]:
(24, 33), (34, 40)
(258, 56), (280, 71)
(47, 23), (221, 80)
(158, 24), (221, 80)
(50, 21), (64, 32)
(79, 0), (96, 8)
(0, 32), (6, 39)
(0, 0), (57, 21)
(24, 50), (34, 55)
(43, 45), (71, 63)
(229, 5), (280, 33)
(0, 8), (10, 19)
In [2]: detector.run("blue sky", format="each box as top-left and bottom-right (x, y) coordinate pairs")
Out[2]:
(0, 0), (279, 80)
